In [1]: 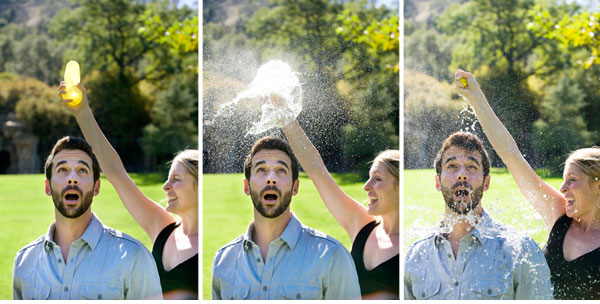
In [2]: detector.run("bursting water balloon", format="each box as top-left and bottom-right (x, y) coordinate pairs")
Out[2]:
(214, 60), (302, 136)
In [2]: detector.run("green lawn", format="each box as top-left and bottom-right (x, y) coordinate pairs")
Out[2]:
(0, 173), (165, 299)
(202, 172), (367, 300)
(403, 168), (563, 252)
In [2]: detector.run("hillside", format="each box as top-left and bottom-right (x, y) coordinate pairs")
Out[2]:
(0, 0), (70, 31)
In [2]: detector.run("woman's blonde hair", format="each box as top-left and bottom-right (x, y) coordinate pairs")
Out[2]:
(566, 147), (600, 182)
(170, 149), (199, 180)
(373, 149), (400, 182)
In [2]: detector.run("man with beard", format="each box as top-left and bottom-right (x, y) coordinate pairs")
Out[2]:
(12, 136), (162, 300)
(211, 137), (360, 299)
(404, 132), (553, 300)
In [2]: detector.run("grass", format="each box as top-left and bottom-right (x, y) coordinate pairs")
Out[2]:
(0, 173), (165, 300)
(403, 168), (564, 253)
(202, 172), (367, 300)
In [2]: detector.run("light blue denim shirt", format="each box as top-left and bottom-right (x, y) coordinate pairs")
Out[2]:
(404, 211), (553, 300)
(212, 213), (361, 300)
(13, 213), (162, 300)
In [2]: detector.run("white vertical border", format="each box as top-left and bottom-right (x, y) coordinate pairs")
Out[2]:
(398, 0), (405, 300)
(197, 0), (204, 300)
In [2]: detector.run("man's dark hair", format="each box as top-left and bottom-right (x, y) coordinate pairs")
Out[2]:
(45, 136), (101, 183)
(244, 137), (299, 182)
(434, 131), (490, 178)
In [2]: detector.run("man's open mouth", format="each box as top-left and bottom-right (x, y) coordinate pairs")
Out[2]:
(454, 189), (469, 197)
(263, 193), (279, 201)
(453, 186), (472, 201)
(65, 193), (80, 201)
(62, 185), (83, 202)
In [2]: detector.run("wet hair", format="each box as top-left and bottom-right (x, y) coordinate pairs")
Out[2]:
(434, 131), (490, 177)
(372, 150), (400, 182)
(244, 137), (299, 182)
(45, 136), (101, 183)
(169, 149), (199, 180)
(565, 147), (600, 182)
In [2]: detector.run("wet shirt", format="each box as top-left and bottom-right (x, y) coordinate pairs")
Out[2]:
(404, 211), (553, 300)
(211, 213), (361, 300)
(13, 214), (162, 300)
(543, 214), (600, 299)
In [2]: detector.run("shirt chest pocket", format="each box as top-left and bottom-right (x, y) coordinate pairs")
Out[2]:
(278, 283), (321, 300)
(470, 279), (511, 299)
(221, 285), (249, 300)
(412, 281), (440, 300)
(79, 284), (123, 300)
(22, 287), (50, 300)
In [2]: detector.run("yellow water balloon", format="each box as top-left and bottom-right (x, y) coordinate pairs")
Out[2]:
(62, 60), (82, 106)
(458, 78), (467, 88)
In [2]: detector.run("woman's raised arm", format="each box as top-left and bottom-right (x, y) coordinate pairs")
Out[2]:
(455, 70), (565, 231)
(59, 82), (174, 242)
(282, 120), (374, 242)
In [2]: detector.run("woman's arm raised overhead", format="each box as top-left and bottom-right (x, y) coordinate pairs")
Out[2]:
(455, 70), (565, 231)
(59, 82), (174, 242)
(282, 120), (374, 242)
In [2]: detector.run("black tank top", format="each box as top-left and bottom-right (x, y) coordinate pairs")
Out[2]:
(151, 222), (198, 299)
(350, 220), (399, 299)
(542, 214), (600, 299)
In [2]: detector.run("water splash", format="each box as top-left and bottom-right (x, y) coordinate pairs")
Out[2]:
(457, 95), (478, 132)
(439, 210), (482, 234)
(213, 60), (303, 135)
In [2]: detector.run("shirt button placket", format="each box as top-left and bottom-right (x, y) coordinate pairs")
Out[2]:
(262, 243), (278, 299)
(62, 249), (77, 300)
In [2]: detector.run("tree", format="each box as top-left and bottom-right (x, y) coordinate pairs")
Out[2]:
(404, 71), (463, 169)
(138, 0), (198, 82)
(2, 75), (80, 166)
(436, 0), (544, 167)
(404, 27), (454, 82)
(533, 74), (592, 175)
(529, 4), (600, 69)
(437, 0), (540, 77)
(46, 0), (197, 171)
(335, 0), (399, 176)
(138, 0), (198, 168)
(475, 66), (540, 167)
(49, 0), (150, 84)
(142, 77), (198, 171)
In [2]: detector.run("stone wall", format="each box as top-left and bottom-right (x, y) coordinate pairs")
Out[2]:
(0, 113), (38, 174)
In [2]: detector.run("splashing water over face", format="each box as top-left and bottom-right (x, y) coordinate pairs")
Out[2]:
(213, 60), (303, 135)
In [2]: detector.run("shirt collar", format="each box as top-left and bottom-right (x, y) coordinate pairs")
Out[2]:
(44, 213), (103, 251)
(279, 213), (301, 250)
(472, 210), (494, 245)
(243, 213), (302, 251)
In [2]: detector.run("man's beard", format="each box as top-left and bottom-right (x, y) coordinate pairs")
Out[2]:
(441, 181), (484, 215)
(250, 184), (292, 219)
(51, 185), (94, 219)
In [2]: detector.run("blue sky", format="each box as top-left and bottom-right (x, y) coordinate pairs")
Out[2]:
(176, 0), (197, 9)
